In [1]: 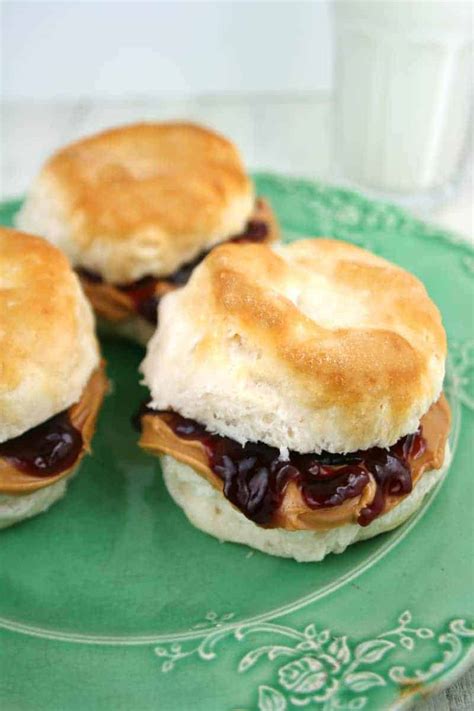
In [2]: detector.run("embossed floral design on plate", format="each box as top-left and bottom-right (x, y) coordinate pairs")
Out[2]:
(154, 612), (474, 710)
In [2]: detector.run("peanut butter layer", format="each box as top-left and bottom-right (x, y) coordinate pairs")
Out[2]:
(140, 394), (451, 531)
(80, 278), (171, 323)
(0, 364), (108, 495)
(78, 198), (278, 323)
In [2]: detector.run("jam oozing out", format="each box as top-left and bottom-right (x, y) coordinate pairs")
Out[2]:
(143, 409), (426, 527)
(0, 411), (83, 477)
(230, 219), (269, 244)
(121, 276), (162, 324)
(78, 216), (269, 324)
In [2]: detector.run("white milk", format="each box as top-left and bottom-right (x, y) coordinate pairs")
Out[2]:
(334, 1), (473, 195)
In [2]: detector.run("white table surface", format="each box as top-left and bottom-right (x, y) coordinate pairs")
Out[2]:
(1, 94), (472, 709)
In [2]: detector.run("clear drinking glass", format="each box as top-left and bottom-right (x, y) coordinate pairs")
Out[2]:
(333, 0), (473, 208)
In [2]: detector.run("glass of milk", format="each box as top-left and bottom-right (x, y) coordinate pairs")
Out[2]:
(333, 0), (473, 206)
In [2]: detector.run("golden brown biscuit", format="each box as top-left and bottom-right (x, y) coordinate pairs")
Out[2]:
(0, 228), (99, 441)
(16, 122), (276, 283)
(17, 122), (278, 341)
(0, 228), (106, 528)
(138, 237), (450, 560)
(142, 239), (446, 454)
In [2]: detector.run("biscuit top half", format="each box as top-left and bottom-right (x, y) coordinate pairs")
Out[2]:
(17, 122), (255, 284)
(0, 228), (99, 442)
(142, 238), (446, 454)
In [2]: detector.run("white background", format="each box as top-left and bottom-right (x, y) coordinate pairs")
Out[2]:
(1, 1), (471, 239)
(2, 0), (334, 100)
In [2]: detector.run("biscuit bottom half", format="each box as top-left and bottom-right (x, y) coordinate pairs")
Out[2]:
(161, 447), (451, 562)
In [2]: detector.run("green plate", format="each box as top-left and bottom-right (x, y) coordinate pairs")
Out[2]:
(1, 175), (473, 710)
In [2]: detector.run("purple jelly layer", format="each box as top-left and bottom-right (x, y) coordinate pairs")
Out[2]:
(0, 411), (83, 477)
(143, 409), (426, 527)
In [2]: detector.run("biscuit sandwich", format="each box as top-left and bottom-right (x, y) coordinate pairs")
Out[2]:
(137, 239), (451, 561)
(0, 228), (107, 528)
(17, 122), (278, 344)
